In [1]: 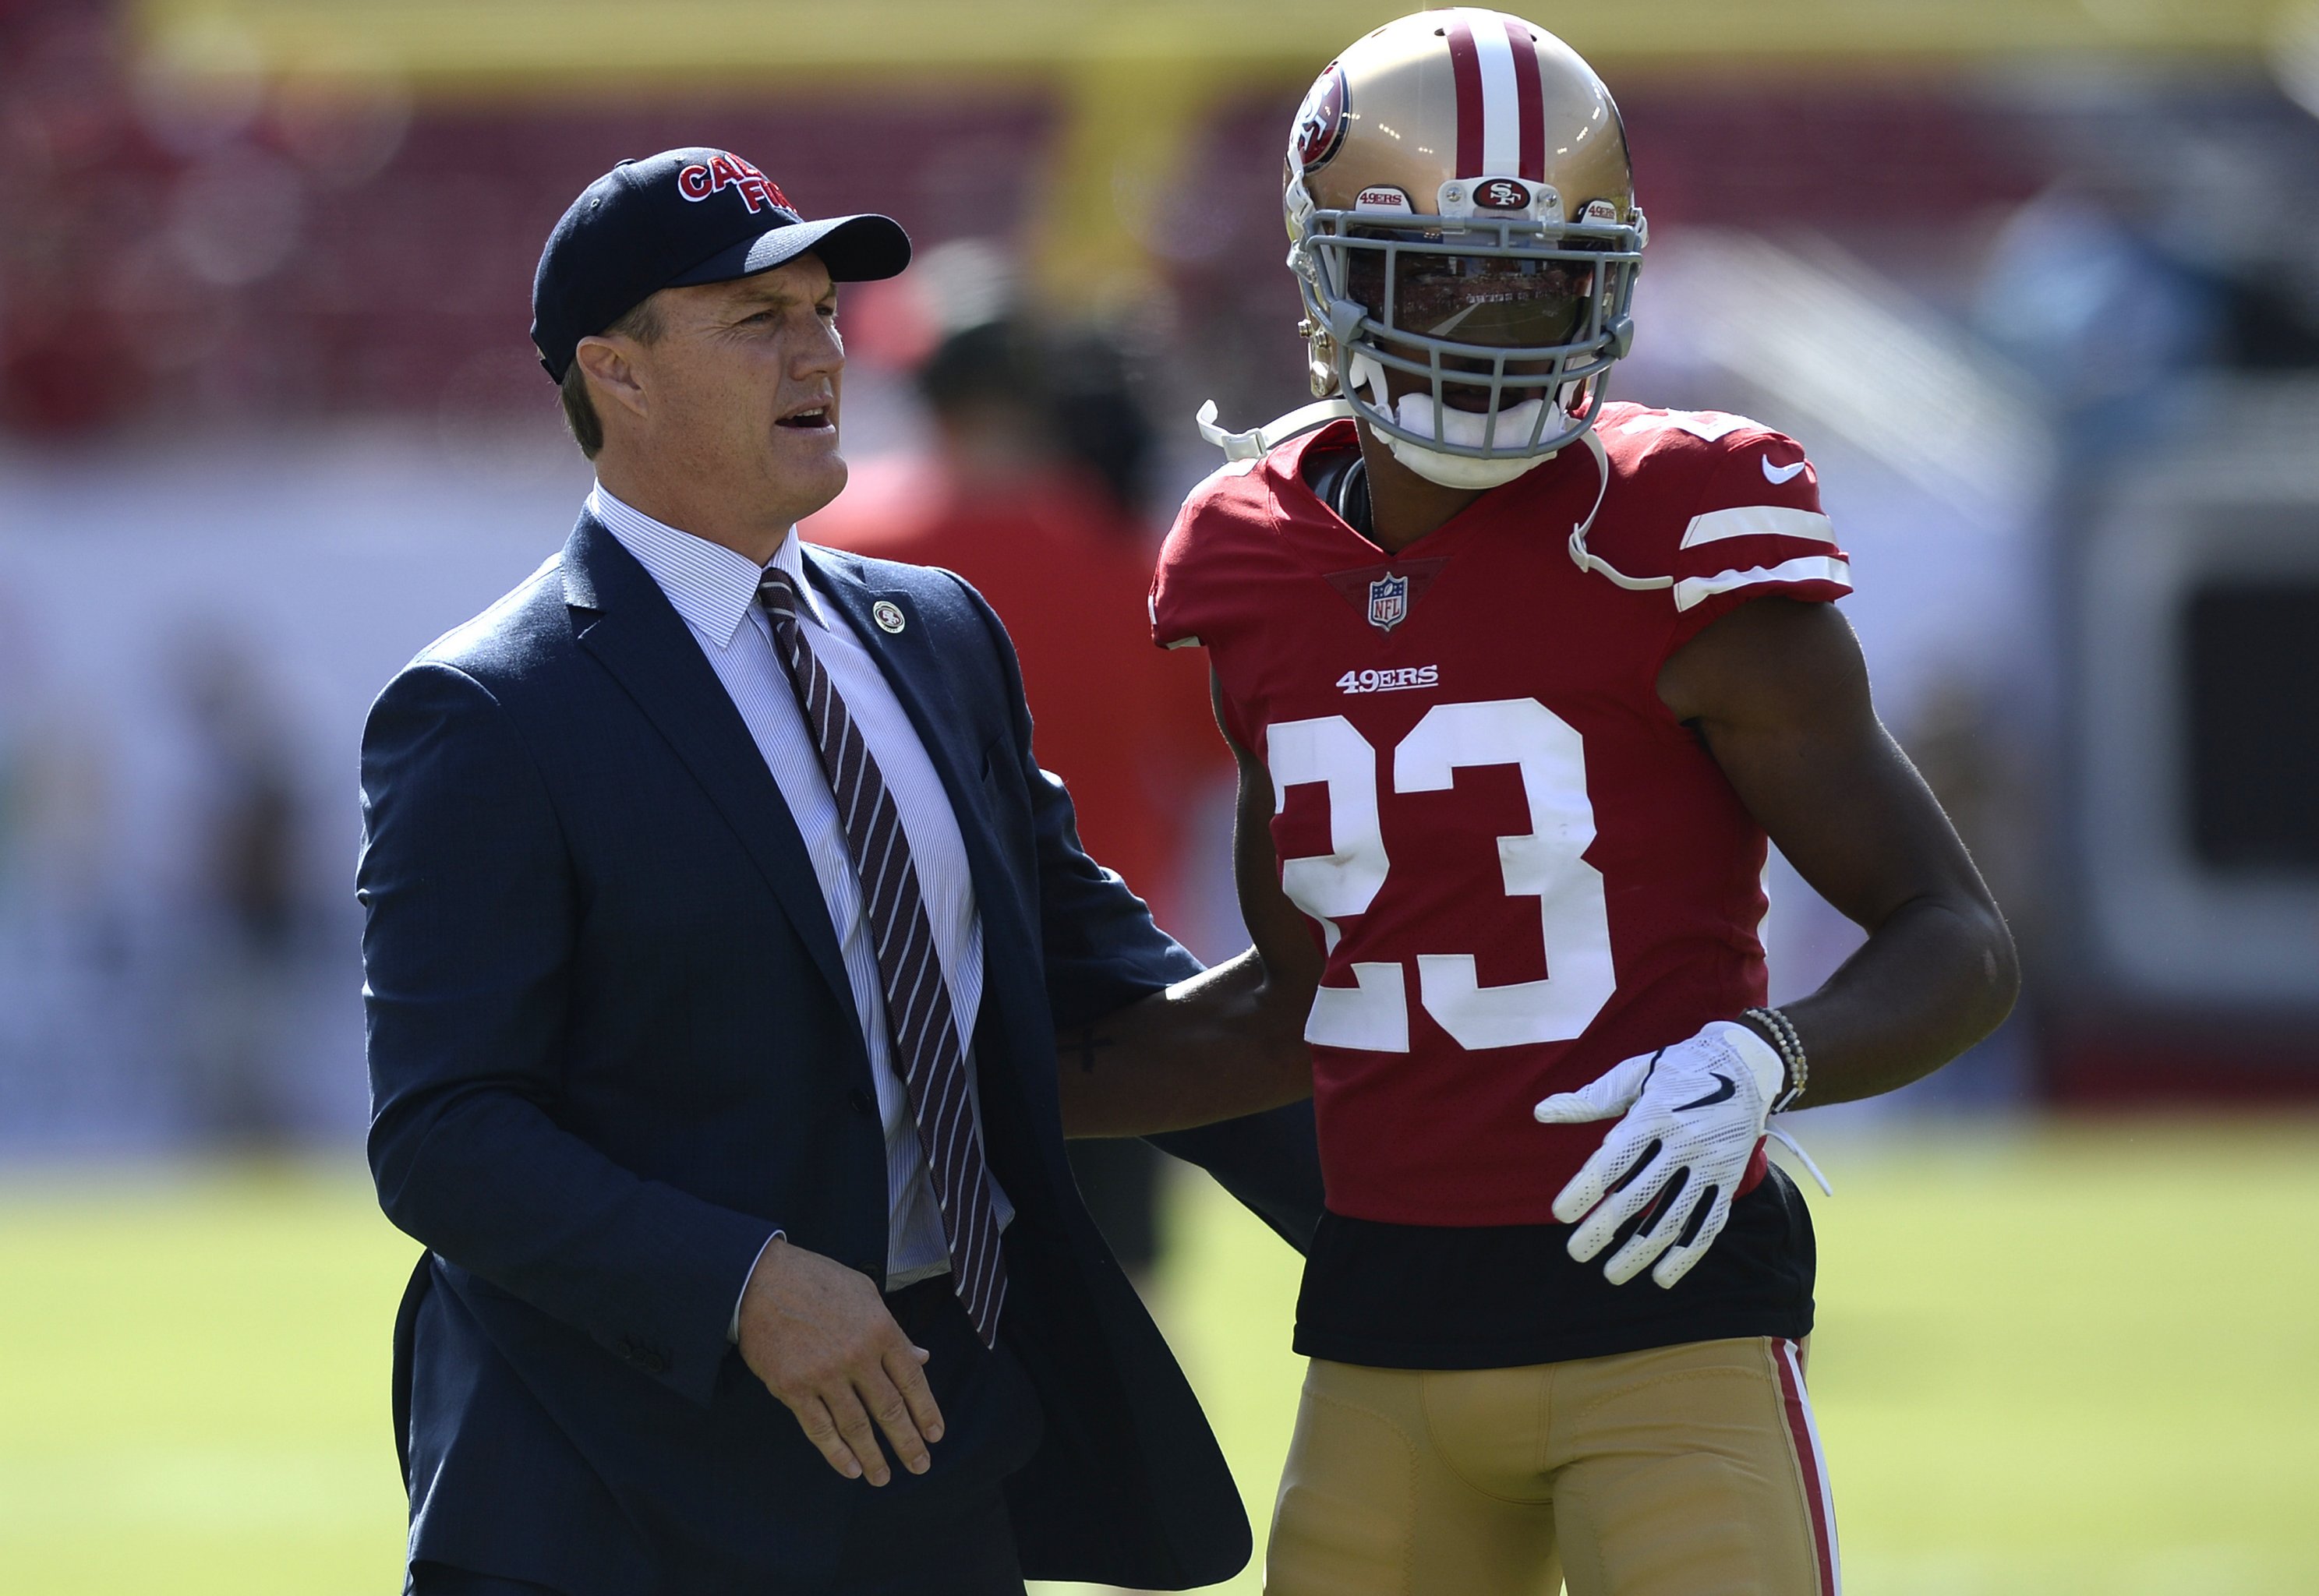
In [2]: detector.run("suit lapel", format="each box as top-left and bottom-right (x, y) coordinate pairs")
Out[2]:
(562, 515), (854, 1017)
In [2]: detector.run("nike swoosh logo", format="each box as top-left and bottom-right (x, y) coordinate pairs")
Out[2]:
(1762, 457), (1807, 485)
(1674, 1073), (1738, 1111)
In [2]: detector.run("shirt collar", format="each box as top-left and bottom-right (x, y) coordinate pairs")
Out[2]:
(762, 518), (829, 631)
(587, 482), (827, 647)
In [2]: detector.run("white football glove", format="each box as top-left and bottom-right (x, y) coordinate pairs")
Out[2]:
(1532, 1020), (1786, 1290)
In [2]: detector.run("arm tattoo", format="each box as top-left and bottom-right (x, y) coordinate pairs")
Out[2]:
(1063, 1026), (1115, 1074)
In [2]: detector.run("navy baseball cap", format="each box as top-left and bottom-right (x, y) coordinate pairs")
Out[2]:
(530, 147), (912, 382)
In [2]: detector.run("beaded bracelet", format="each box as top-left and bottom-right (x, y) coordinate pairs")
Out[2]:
(1743, 1005), (1808, 1112)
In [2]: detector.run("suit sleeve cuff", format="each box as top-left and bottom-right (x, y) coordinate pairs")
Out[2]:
(729, 1230), (787, 1344)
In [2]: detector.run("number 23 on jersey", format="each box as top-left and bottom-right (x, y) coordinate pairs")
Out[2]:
(1268, 696), (1617, 1056)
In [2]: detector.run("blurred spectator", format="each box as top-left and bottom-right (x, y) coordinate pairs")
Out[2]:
(0, 694), (156, 1148)
(172, 633), (310, 1143)
(808, 284), (1228, 1283)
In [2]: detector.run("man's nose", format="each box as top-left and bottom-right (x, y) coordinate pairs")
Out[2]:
(795, 316), (845, 377)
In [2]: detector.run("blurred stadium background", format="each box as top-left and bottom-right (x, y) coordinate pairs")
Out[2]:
(4, 0), (2318, 1590)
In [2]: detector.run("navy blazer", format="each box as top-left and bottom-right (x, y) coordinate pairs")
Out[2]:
(359, 514), (1321, 1594)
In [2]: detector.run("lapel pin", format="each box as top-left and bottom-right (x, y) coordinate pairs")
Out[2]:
(871, 600), (907, 634)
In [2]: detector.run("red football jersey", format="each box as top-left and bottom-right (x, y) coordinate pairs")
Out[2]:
(1151, 403), (1852, 1227)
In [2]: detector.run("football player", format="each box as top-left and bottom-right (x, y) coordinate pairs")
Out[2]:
(1147, 12), (2018, 1594)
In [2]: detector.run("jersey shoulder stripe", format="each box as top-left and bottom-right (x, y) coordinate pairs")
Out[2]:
(1680, 503), (1838, 551)
(1674, 553), (1854, 613)
(1584, 403), (1851, 613)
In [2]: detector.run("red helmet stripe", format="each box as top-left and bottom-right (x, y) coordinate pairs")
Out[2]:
(1444, 16), (1485, 180)
(1506, 22), (1547, 182)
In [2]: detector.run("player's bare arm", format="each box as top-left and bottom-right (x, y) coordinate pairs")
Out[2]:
(1659, 595), (2020, 1101)
(1055, 702), (1319, 1138)
(1537, 593), (2021, 1291)
(1055, 950), (1313, 1137)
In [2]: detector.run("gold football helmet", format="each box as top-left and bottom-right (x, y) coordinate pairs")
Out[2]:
(1284, 9), (1646, 487)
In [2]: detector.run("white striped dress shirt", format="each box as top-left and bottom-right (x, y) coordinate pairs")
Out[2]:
(589, 484), (1012, 1301)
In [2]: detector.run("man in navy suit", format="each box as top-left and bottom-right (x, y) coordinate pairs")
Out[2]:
(359, 148), (1321, 1595)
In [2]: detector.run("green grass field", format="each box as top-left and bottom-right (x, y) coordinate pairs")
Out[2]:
(2, 1121), (2314, 1594)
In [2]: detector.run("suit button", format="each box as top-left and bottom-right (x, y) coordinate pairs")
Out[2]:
(847, 1089), (875, 1119)
(618, 1337), (669, 1374)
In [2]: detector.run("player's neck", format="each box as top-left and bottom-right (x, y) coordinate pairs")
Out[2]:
(1354, 422), (1485, 554)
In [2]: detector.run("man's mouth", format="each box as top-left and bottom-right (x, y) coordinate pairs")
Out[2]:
(776, 404), (834, 431)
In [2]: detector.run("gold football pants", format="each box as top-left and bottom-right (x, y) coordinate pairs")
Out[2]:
(1266, 1337), (1839, 1596)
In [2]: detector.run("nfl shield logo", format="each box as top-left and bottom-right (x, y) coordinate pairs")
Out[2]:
(1367, 571), (1409, 632)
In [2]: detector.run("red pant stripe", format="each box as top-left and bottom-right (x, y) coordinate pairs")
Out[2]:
(1775, 1338), (1842, 1596)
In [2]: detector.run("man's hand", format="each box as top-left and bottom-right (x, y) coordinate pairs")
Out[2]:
(1532, 1020), (1785, 1290)
(735, 1238), (945, 1486)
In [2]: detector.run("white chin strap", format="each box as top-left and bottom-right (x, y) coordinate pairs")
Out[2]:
(1349, 351), (1562, 490)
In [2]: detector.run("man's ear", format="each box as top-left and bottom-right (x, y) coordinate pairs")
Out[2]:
(575, 336), (649, 423)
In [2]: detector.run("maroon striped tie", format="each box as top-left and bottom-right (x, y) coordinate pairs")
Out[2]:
(756, 567), (1006, 1346)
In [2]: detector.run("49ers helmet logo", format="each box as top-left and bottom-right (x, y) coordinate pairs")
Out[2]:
(1476, 178), (1532, 211)
(675, 152), (796, 216)
(1291, 65), (1349, 173)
